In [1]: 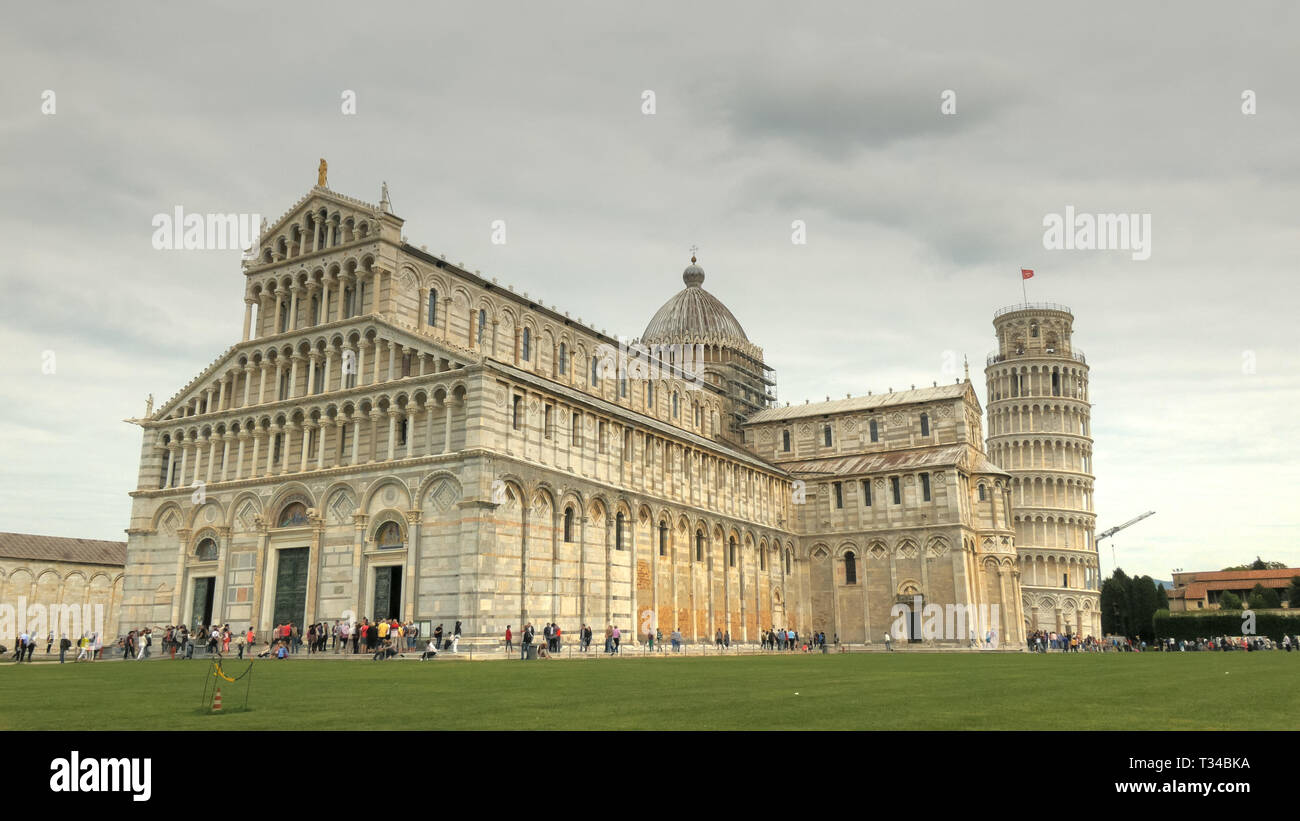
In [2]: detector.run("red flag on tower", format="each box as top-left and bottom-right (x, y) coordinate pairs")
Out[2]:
(1021, 268), (1034, 280)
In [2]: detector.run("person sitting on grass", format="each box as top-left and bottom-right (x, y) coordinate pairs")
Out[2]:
(372, 639), (398, 661)
(275, 642), (288, 660)
(421, 639), (438, 661)
(256, 641), (273, 659)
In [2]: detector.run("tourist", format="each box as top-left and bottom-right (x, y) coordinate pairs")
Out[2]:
(884, 631), (893, 652)
(723, 630), (730, 649)
(256, 641), (273, 658)
(433, 624), (444, 652)
(221, 626), (231, 655)
(76, 635), (90, 662)
(521, 623), (534, 659)
(553, 623), (561, 653)
(612, 625), (621, 654)
(504, 625), (513, 653)
(671, 628), (682, 653)
(645, 626), (654, 652)
(422, 638), (439, 661)
(604, 625), (614, 654)
(656, 627), (663, 652)
(46, 631), (54, 655)
(58, 634), (70, 663)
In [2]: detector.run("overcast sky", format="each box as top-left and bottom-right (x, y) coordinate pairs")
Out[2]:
(1, 2), (1297, 579)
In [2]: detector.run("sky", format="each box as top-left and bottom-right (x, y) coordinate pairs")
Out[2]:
(1, 2), (1297, 580)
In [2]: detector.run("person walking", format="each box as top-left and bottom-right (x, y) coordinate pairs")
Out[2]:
(58, 634), (70, 664)
(884, 631), (893, 652)
(670, 628), (682, 653)
(504, 625), (514, 653)
(612, 625), (621, 654)
(451, 621), (462, 654)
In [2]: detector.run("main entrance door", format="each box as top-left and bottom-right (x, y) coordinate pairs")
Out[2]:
(373, 565), (402, 621)
(273, 547), (309, 628)
(191, 577), (215, 628)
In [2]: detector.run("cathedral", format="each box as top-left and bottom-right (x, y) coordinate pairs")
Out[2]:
(119, 173), (1098, 647)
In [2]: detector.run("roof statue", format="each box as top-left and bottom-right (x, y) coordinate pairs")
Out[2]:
(318, 158), (328, 187)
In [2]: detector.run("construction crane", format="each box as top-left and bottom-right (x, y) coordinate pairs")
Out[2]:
(1097, 510), (1155, 569)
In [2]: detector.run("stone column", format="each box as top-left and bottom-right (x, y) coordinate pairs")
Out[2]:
(350, 416), (360, 465)
(265, 425), (278, 476)
(403, 411), (414, 458)
(235, 432), (247, 481)
(403, 510), (421, 621)
(368, 409), (383, 463)
(248, 432), (261, 481)
(289, 355), (301, 400)
(220, 432), (232, 482)
(205, 434), (217, 483)
(443, 397), (454, 454)
(316, 419), (330, 470)
(299, 422), (312, 473)
(165, 443), (177, 488)
(386, 410), (399, 460)
(387, 340), (397, 382)
(243, 298), (254, 341)
(323, 350), (334, 394)
(288, 286), (301, 332)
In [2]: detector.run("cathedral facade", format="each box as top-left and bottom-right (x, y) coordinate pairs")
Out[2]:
(119, 178), (1058, 648)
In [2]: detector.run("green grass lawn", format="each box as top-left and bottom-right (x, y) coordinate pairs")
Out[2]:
(1, 652), (1295, 730)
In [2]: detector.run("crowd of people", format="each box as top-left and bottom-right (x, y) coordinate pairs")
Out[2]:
(1027, 631), (1105, 652)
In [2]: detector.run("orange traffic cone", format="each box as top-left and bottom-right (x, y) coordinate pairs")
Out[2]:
(212, 687), (223, 712)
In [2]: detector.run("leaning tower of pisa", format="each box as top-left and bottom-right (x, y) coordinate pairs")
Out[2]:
(984, 304), (1100, 637)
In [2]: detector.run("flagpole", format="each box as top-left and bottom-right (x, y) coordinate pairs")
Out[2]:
(1022, 273), (1027, 306)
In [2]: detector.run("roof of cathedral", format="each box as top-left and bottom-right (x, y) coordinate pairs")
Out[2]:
(744, 383), (973, 424)
(641, 259), (750, 345)
(489, 360), (785, 475)
(776, 444), (1008, 477)
(0, 532), (127, 566)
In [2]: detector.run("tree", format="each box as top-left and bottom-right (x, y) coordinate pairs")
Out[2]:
(1156, 584), (1169, 610)
(1218, 591), (1242, 610)
(1288, 576), (1300, 609)
(1101, 569), (1132, 635)
(1129, 575), (1161, 642)
(1247, 583), (1281, 610)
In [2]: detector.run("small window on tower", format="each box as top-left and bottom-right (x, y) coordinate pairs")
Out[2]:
(823, 425), (832, 447)
(833, 481), (843, 509)
(869, 419), (879, 442)
(920, 413), (930, 437)
(782, 430), (791, 452)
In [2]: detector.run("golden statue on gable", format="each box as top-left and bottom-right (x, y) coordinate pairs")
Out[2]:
(317, 158), (328, 187)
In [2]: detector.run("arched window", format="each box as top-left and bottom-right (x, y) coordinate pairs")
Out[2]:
(869, 419), (879, 443)
(376, 521), (403, 548)
(844, 551), (857, 585)
(695, 531), (704, 562)
(564, 507), (575, 543)
(427, 289), (437, 327)
(591, 355), (600, 386)
(782, 430), (790, 451)
(784, 548), (792, 574)
(521, 327), (531, 360)
(278, 502), (308, 527)
(978, 484), (987, 501)
(672, 392), (679, 417)
(615, 512), (626, 551)
(920, 413), (930, 437)
(760, 548), (767, 571)
(728, 536), (736, 567)
(658, 521), (668, 556)
(823, 425), (832, 447)
(310, 295), (319, 325)
(646, 381), (654, 407)
(478, 309), (488, 348)
(196, 537), (218, 562)
(558, 343), (567, 375)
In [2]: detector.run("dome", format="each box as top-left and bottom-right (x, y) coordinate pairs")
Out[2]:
(641, 259), (749, 344)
